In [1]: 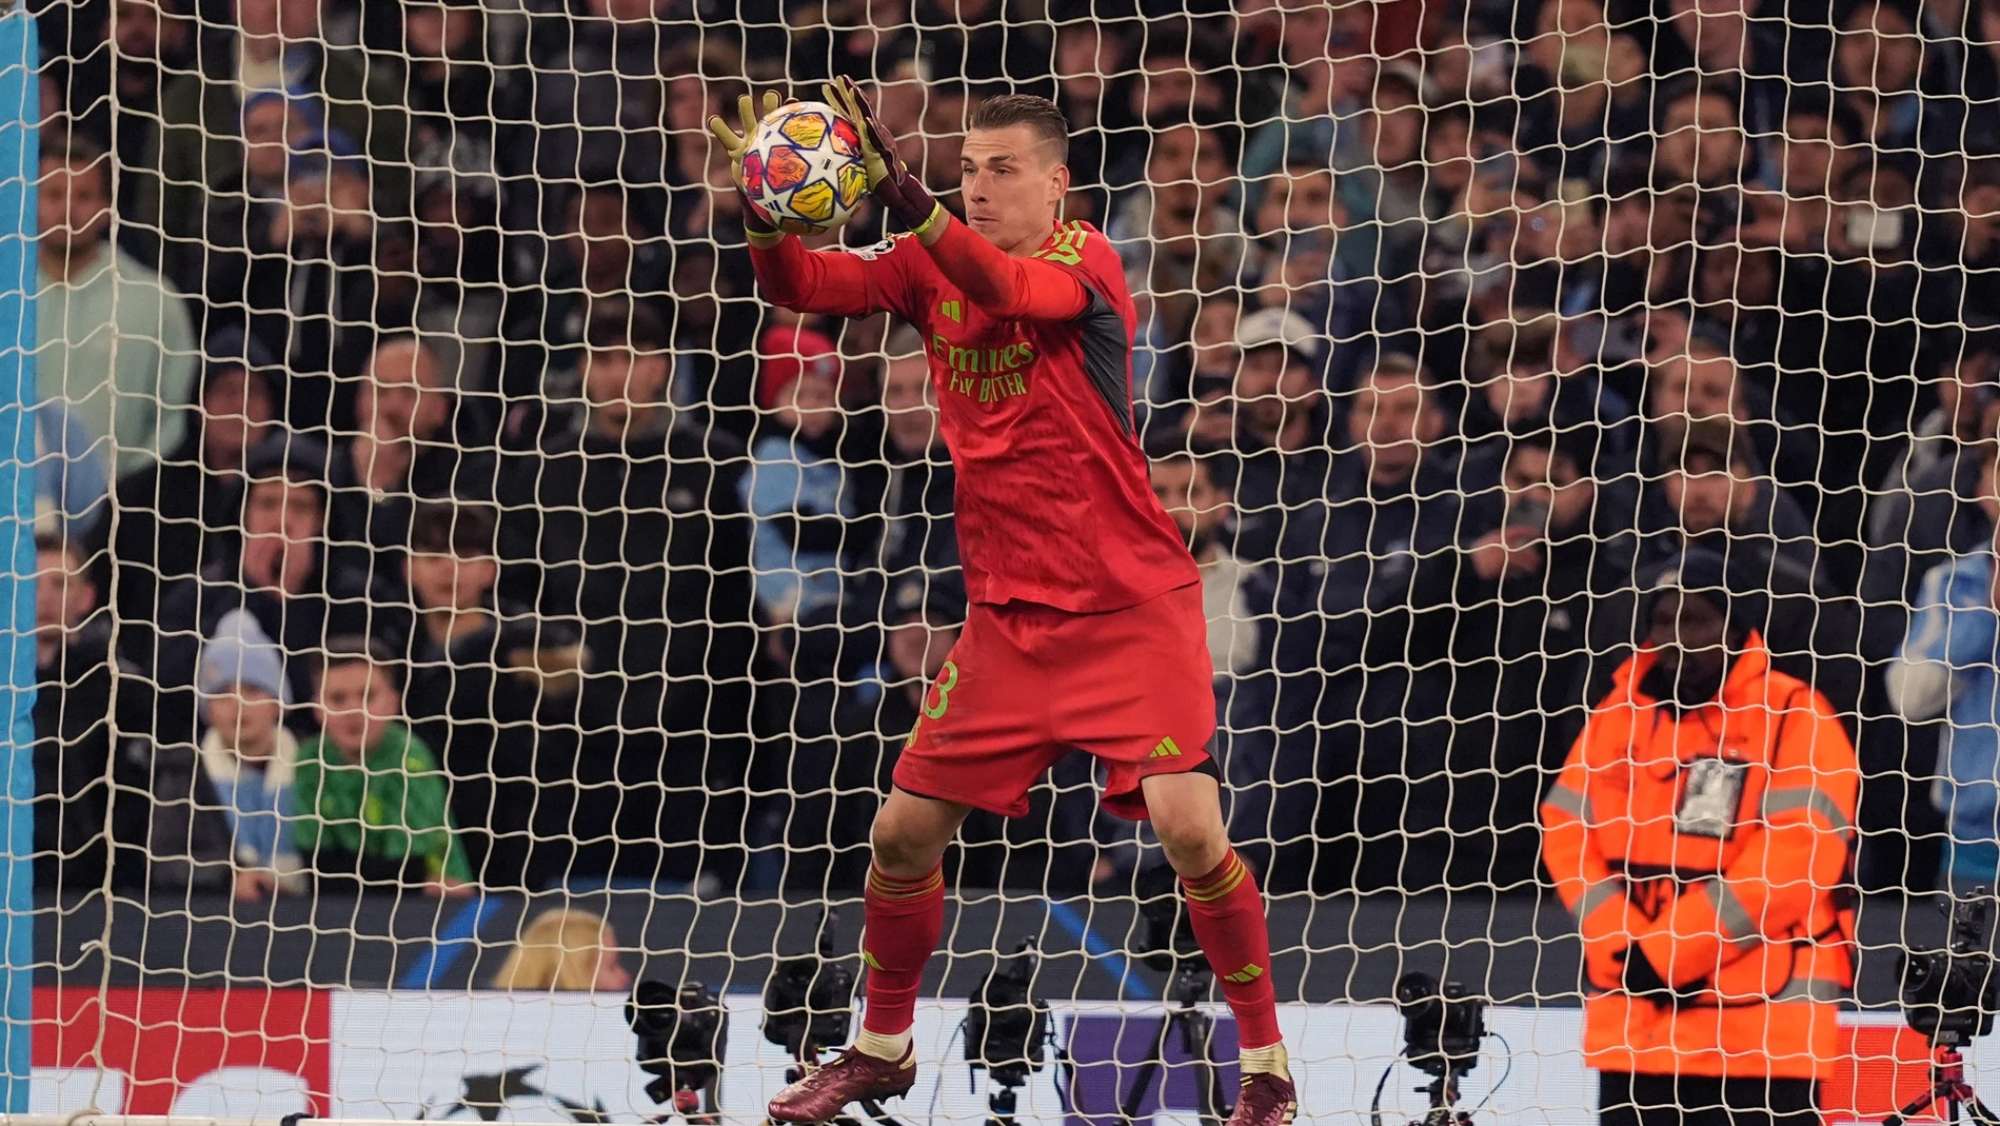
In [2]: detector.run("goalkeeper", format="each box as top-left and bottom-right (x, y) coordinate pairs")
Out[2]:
(713, 82), (1296, 1126)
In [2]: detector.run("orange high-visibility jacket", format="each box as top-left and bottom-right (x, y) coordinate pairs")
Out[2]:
(1540, 632), (1859, 1081)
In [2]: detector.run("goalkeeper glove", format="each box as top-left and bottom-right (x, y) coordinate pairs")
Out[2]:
(826, 75), (945, 237)
(707, 90), (785, 247)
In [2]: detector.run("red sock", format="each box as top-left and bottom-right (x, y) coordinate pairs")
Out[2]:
(1183, 850), (1282, 1049)
(860, 862), (946, 1036)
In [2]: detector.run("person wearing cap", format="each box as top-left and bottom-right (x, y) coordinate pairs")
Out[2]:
(1228, 306), (1333, 563)
(1889, 435), (2000, 891)
(1542, 546), (1858, 1126)
(194, 609), (305, 902)
(744, 326), (855, 630)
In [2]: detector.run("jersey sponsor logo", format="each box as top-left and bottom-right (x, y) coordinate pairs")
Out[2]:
(946, 369), (1030, 404)
(933, 333), (1037, 405)
(932, 333), (1036, 375)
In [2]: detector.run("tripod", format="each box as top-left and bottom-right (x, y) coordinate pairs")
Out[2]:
(1883, 1047), (2000, 1126)
(1414, 1067), (1475, 1126)
(1117, 960), (1234, 1126)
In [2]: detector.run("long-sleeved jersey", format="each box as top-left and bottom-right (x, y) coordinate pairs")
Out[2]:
(749, 218), (1197, 612)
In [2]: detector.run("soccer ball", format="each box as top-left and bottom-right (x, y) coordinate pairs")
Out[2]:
(743, 100), (870, 236)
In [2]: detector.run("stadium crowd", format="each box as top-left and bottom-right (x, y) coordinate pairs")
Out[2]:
(22, 0), (2000, 900)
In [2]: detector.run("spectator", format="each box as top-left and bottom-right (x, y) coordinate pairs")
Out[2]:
(149, 435), (370, 746)
(1646, 338), (1819, 503)
(1513, 0), (1650, 182)
(293, 634), (472, 895)
(777, 575), (965, 892)
(388, 500), (592, 890)
(494, 908), (632, 992)
(101, 331), (281, 628)
(194, 609), (305, 902)
(1639, 417), (1823, 602)
(744, 326), (856, 630)
(497, 302), (756, 887)
(1542, 547), (1857, 1126)
(517, 0), (670, 192)
(31, 533), (138, 890)
(1228, 308), (1333, 562)
(1862, 338), (2000, 665)
(326, 335), (492, 562)
(858, 331), (957, 583)
(146, 0), (407, 300)
(1654, 84), (1751, 193)
(1890, 459), (2000, 891)
(1265, 354), (1462, 891)
(1459, 317), (1635, 455)
(1832, 0), (1961, 167)
(248, 151), (385, 428)
(37, 130), (200, 481)
(1151, 446), (1269, 686)
(1457, 428), (1637, 883)
(498, 183), (673, 449)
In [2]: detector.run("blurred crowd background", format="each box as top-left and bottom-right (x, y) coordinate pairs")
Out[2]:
(24, 0), (2000, 901)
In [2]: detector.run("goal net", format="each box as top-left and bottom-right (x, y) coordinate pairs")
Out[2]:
(5, 0), (1985, 1120)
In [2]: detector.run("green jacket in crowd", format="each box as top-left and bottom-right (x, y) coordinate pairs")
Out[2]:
(294, 721), (471, 884)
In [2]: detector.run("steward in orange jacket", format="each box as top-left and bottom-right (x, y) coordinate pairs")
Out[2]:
(1541, 549), (1857, 1125)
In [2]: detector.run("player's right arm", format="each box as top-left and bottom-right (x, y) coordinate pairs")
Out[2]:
(710, 91), (916, 319)
(745, 232), (913, 318)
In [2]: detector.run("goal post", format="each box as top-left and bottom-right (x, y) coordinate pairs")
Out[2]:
(0, 0), (32, 1109)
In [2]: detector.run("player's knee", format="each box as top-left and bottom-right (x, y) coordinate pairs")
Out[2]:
(1152, 804), (1228, 875)
(870, 809), (948, 876)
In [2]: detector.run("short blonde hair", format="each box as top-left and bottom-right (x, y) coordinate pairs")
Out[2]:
(495, 909), (617, 992)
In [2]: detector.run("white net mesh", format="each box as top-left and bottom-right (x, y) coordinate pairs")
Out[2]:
(13, 0), (1996, 1119)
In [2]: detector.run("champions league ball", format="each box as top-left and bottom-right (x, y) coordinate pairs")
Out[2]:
(743, 100), (870, 236)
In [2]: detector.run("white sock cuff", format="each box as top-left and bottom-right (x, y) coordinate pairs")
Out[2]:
(855, 1026), (912, 1062)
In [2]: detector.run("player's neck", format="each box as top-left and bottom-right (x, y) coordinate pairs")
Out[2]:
(997, 218), (1063, 258)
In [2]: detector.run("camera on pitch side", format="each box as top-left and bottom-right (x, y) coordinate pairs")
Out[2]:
(628, 979), (729, 1106)
(1900, 892), (2000, 1048)
(1395, 972), (1486, 1080)
(762, 908), (857, 1058)
(965, 939), (1051, 1088)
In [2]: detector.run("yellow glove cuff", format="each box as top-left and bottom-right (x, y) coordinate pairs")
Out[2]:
(909, 202), (948, 238)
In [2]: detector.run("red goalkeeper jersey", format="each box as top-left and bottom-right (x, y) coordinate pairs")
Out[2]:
(750, 219), (1196, 612)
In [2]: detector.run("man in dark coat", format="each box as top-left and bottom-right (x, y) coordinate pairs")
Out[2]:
(497, 302), (757, 888)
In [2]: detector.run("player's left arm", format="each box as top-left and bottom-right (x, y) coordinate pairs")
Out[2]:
(914, 217), (1090, 321)
(827, 76), (1088, 321)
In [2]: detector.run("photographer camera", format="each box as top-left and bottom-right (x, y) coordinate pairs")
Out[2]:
(1539, 546), (1859, 1126)
(628, 980), (728, 1123)
(1370, 972), (1488, 1126)
(761, 909), (905, 1126)
(1883, 892), (2000, 1126)
(964, 939), (1063, 1126)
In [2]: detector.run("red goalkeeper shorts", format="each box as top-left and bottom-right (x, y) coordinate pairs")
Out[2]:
(891, 581), (1216, 821)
